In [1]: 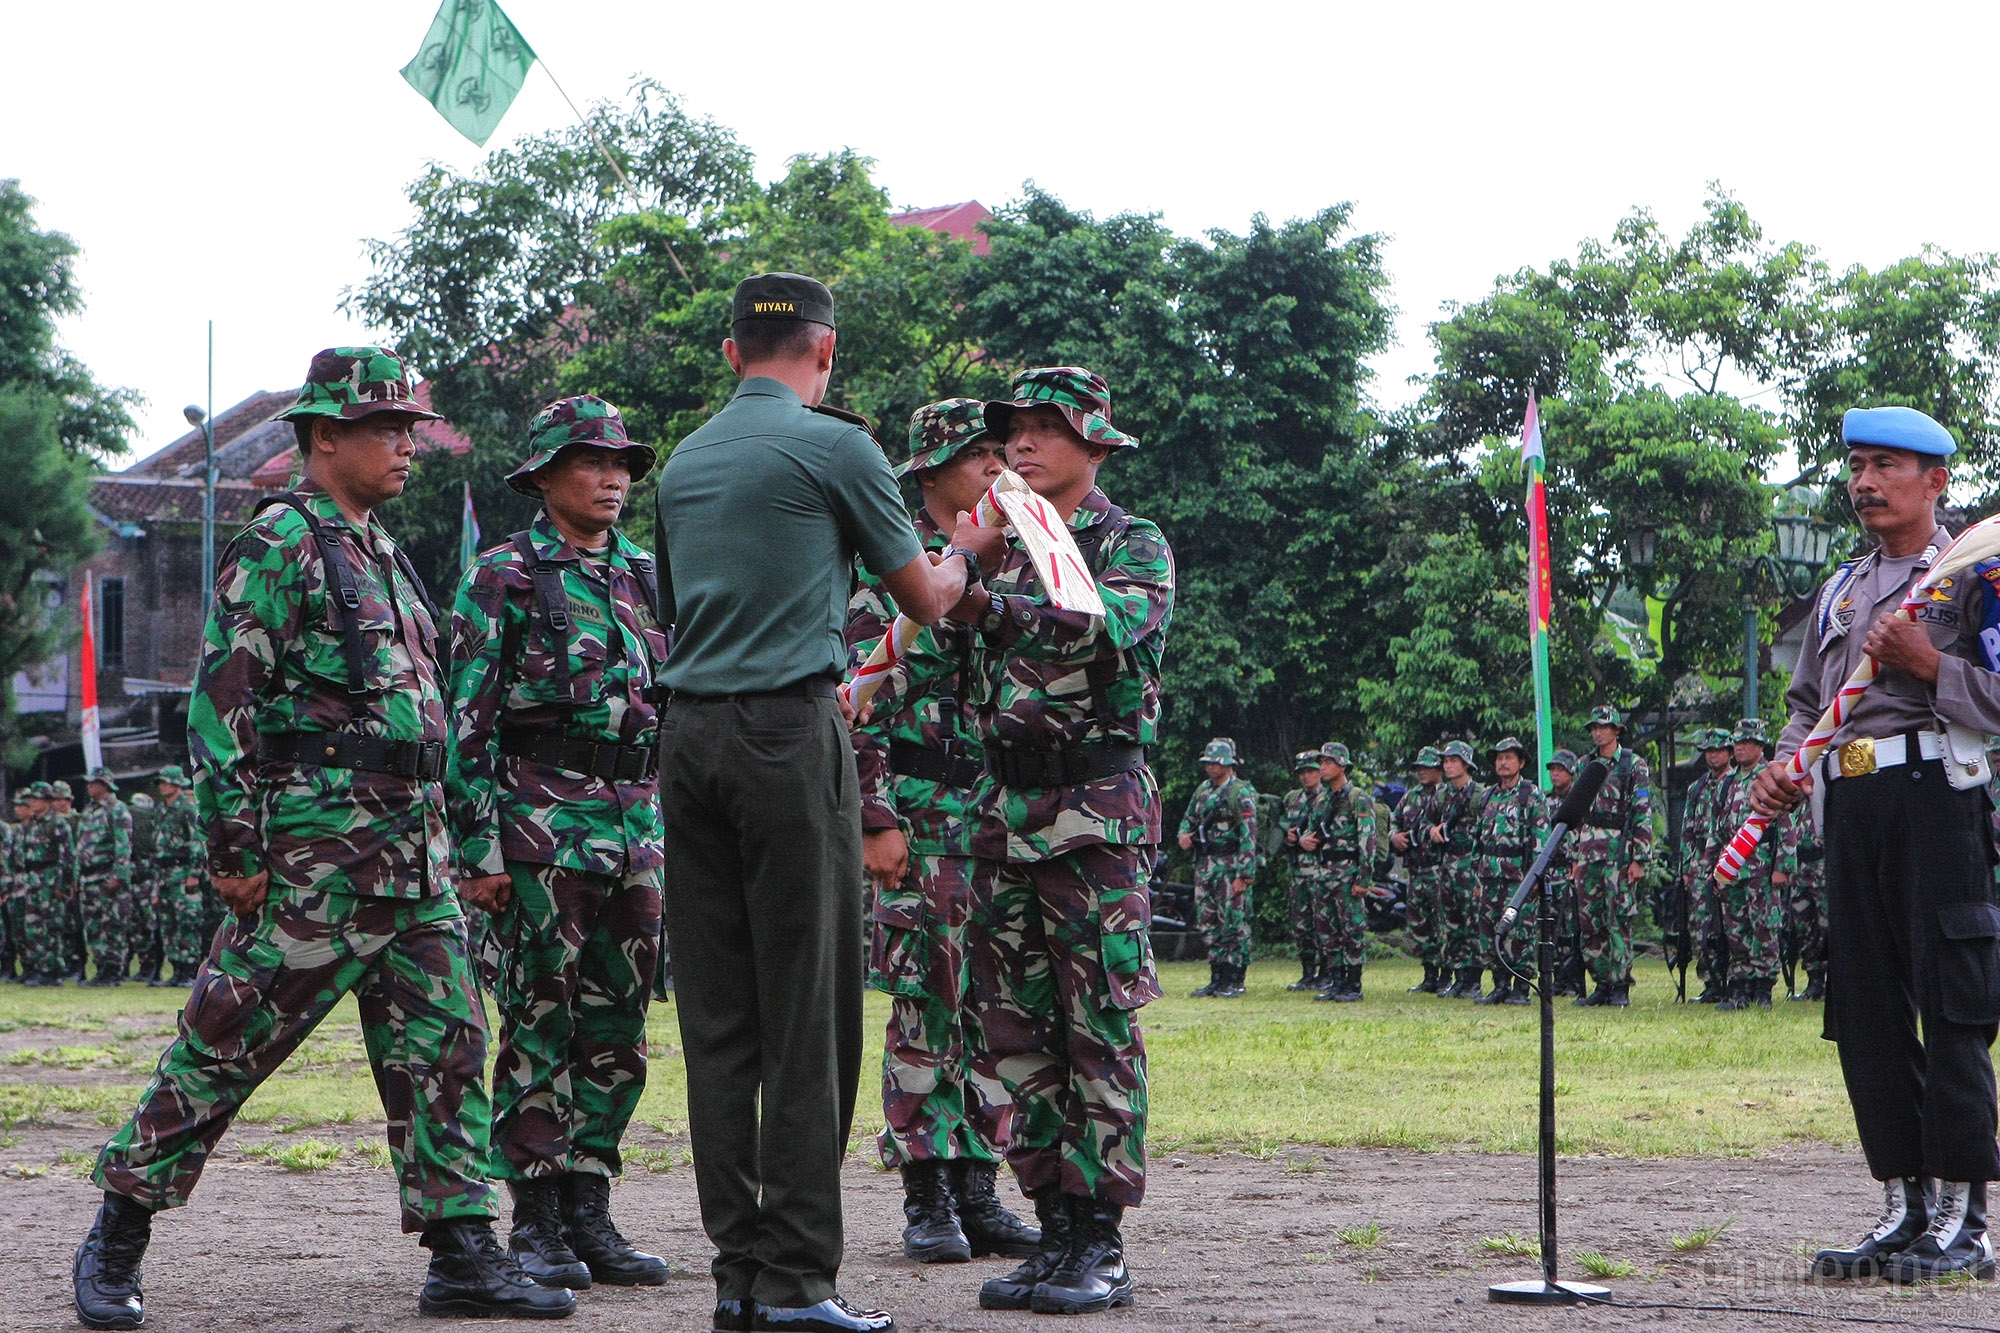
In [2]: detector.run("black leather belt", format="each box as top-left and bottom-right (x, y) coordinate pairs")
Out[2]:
(987, 742), (1147, 789)
(263, 731), (445, 781)
(1583, 813), (1623, 830)
(1483, 843), (1534, 859)
(889, 739), (983, 789)
(1798, 846), (1825, 864)
(670, 677), (838, 704)
(501, 730), (656, 783)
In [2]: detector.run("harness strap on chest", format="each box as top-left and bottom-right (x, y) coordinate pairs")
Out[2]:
(1070, 505), (1131, 742)
(511, 531), (573, 715)
(254, 492), (370, 714)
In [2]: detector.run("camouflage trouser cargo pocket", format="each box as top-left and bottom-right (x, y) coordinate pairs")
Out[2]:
(868, 882), (929, 997)
(1097, 888), (1161, 1011)
(179, 918), (285, 1064)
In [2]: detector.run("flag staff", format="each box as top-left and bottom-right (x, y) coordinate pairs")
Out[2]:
(536, 63), (696, 292)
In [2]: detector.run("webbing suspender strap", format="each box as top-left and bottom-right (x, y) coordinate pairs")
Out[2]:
(510, 531), (572, 714)
(254, 492), (370, 712)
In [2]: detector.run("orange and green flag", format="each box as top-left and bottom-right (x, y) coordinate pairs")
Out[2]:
(1522, 392), (1555, 782)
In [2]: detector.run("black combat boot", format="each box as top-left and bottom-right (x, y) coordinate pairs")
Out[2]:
(507, 1178), (592, 1289)
(981, 1191), (1072, 1310)
(1475, 971), (1510, 1005)
(1286, 951), (1318, 991)
(1751, 979), (1775, 1010)
(559, 1172), (670, 1285)
(751, 1296), (895, 1332)
(1214, 963), (1246, 998)
(1030, 1199), (1135, 1315)
(1408, 961), (1440, 993)
(1797, 969), (1826, 1002)
(1455, 967), (1484, 1001)
(1312, 966), (1345, 1002)
(1337, 964), (1363, 1002)
(419, 1217), (577, 1319)
(1716, 980), (1750, 1012)
(898, 1161), (971, 1263)
(1189, 963), (1220, 998)
(1813, 1176), (1931, 1278)
(1883, 1180), (1996, 1281)
(73, 1191), (151, 1330)
(1505, 972), (1532, 1004)
(951, 1160), (1041, 1258)
(1435, 968), (1465, 999)
(1574, 978), (1616, 1006)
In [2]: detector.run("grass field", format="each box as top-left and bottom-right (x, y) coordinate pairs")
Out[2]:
(0, 955), (1854, 1160)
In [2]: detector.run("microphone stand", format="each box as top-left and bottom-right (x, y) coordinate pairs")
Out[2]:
(1487, 850), (1610, 1306)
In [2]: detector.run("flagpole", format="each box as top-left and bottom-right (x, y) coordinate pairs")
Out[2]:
(536, 62), (696, 291)
(1524, 392), (1557, 784)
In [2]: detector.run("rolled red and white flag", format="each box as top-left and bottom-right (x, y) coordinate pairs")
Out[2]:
(1713, 513), (2000, 884)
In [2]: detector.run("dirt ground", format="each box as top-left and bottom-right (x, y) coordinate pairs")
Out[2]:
(8, 1118), (2000, 1333)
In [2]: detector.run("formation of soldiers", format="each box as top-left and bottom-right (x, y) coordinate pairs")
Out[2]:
(0, 767), (211, 988)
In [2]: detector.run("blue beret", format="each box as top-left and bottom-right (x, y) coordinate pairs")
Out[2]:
(1842, 405), (1956, 458)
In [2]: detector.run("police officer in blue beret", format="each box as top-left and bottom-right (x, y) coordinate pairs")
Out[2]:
(1753, 404), (2000, 1280)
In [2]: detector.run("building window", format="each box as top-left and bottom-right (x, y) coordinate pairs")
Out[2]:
(100, 577), (125, 672)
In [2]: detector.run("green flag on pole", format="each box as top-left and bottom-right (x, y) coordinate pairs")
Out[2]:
(401, 0), (537, 147)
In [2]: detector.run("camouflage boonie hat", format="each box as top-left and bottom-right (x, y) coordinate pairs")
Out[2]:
(1490, 736), (1531, 760)
(1549, 748), (1578, 772)
(1733, 717), (1772, 746)
(984, 366), (1137, 451)
(506, 395), (657, 497)
(1414, 746), (1443, 769)
(896, 398), (992, 478)
(272, 347), (441, 423)
(1319, 742), (1352, 767)
(84, 766), (117, 790)
(1199, 737), (1239, 767)
(128, 792), (154, 810)
(156, 765), (190, 787)
(1698, 727), (1733, 751)
(1587, 705), (1624, 730)
(1441, 740), (1478, 767)
(1293, 750), (1321, 772)
(23, 782), (50, 800)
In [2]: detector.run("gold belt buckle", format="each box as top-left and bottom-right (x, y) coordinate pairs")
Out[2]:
(1838, 737), (1877, 778)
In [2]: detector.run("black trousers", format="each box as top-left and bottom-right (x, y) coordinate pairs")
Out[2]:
(1824, 757), (2000, 1183)
(659, 693), (864, 1307)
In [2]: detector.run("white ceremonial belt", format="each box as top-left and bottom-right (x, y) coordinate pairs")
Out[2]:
(1822, 730), (1945, 781)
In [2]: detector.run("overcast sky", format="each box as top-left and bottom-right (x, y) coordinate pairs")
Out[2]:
(6, 0), (1995, 462)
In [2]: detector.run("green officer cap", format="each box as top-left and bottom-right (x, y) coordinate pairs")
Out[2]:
(1733, 717), (1771, 746)
(1587, 705), (1624, 730)
(505, 395), (657, 498)
(1293, 750), (1321, 772)
(731, 272), (835, 329)
(1199, 737), (1239, 767)
(272, 346), (442, 424)
(897, 398), (991, 478)
(1549, 748), (1578, 772)
(85, 766), (117, 790)
(984, 366), (1137, 452)
(1490, 736), (1530, 760)
(1319, 741), (1352, 767)
(1441, 740), (1478, 767)
(156, 765), (190, 787)
(1414, 746), (1443, 769)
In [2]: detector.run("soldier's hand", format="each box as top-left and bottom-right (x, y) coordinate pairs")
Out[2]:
(951, 511), (1008, 568)
(213, 871), (269, 919)
(184, 875), (200, 889)
(1427, 825), (1446, 845)
(1299, 831), (1321, 851)
(459, 873), (512, 914)
(1390, 830), (1410, 853)
(1230, 877), (1250, 897)
(1284, 828), (1299, 845)
(1772, 871), (1790, 888)
(946, 581), (988, 624)
(1571, 863), (1585, 884)
(1623, 861), (1645, 885)
(863, 828), (909, 890)
(1863, 610), (1942, 684)
(1177, 832), (1194, 851)
(1749, 760), (1808, 818)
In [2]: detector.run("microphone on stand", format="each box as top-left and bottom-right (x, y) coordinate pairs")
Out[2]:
(1495, 759), (1610, 944)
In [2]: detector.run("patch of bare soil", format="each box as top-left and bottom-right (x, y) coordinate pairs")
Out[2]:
(3, 1119), (1998, 1332)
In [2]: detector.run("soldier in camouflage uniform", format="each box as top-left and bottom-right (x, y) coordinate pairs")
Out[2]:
(1176, 738), (1260, 998)
(1472, 738), (1550, 1005)
(1428, 741), (1488, 999)
(1778, 800), (1827, 1002)
(925, 366), (1171, 1315)
(1391, 747), (1446, 991)
(1676, 729), (1733, 1002)
(1309, 742), (1376, 1003)
(75, 768), (135, 985)
(1280, 751), (1330, 990)
(848, 398), (1040, 1267)
(76, 348), (569, 1329)
(19, 781), (76, 986)
(125, 790), (160, 983)
(447, 394), (672, 1290)
(54, 781), (88, 980)
(1569, 705), (1654, 1007)
(151, 767), (208, 986)
(1709, 718), (1786, 1011)
(1542, 750), (1588, 995)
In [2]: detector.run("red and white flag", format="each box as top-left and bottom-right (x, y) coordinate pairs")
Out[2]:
(79, 570), (102, 773)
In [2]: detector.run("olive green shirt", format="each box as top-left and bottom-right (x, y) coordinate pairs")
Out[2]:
(655, 377), (921, 695)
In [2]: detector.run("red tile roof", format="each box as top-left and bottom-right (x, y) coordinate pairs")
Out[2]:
(890, 201), (993, 255)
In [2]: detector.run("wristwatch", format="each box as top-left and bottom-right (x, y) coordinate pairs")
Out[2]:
(941, 545), (982, 593)
(977, 590), (1007, 635)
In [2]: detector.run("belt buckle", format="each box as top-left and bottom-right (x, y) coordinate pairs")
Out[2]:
(1838, 737), (1877, 779)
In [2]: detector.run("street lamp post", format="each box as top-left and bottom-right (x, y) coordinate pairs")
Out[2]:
(184, 321), (215, 616)
(1741, 514), (1838, 716)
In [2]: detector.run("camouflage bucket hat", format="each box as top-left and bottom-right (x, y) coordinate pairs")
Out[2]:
(1549, 748), (1578, 772)
(1441, 740), (1478, 768)
(1414, 746), (1443, 769)
(156, 765), (190, 786)
(1490, 736), (1530, 760)
(1199, 737), (1239, 767)
(1588, 705), (1624, 731)
(897, 398), (992, 478)
(1699, 727), (1733, 751)
(85, 766), (117, 790)
(1319, 742), (1352, 767)
(507, 395), (656, 497)
(1293, 750), (1322, 773)
(1733, 717), (1772, 746)
(128, 792), (154, 810)
(984, 366), (1137, 451)
(272, 347), (441, 423)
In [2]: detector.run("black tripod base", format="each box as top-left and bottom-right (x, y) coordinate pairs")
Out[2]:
(1487, 1279), (1610, 1305)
